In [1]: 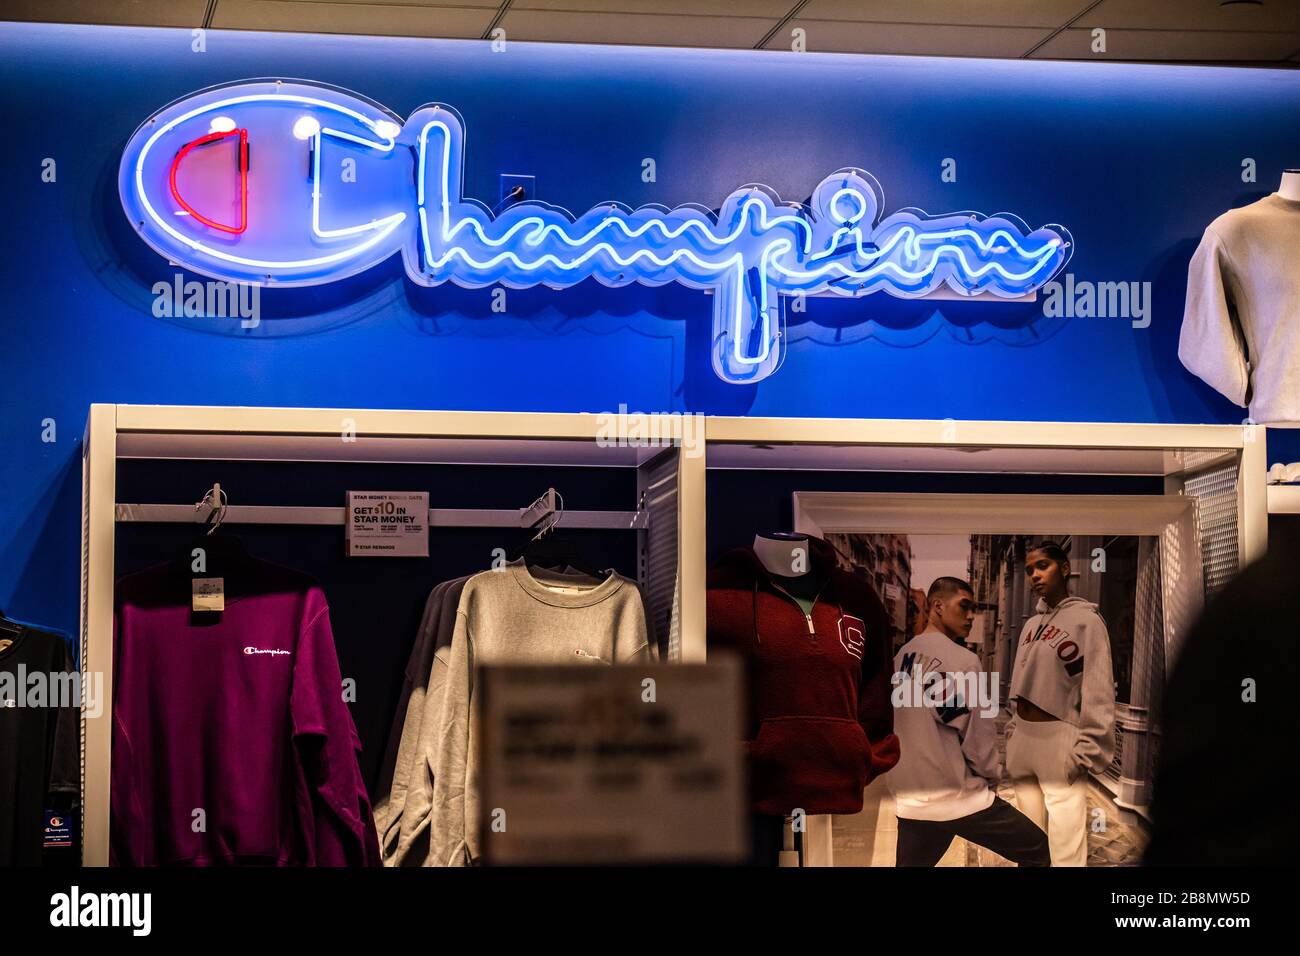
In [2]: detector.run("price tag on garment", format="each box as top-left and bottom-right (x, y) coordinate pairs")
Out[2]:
(191, 577), (225, 612)
(346, 491), (429, 557)
(478, 658), (746, 865)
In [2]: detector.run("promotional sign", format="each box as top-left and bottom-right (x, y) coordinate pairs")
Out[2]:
(120, 79), (1072, 383)
(477, 659), (746, 865)
(346, 491), (429, 557)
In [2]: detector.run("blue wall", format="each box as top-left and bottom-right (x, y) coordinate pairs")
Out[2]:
(2, 22), (1299, 633)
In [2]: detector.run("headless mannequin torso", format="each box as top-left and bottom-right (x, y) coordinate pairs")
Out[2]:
(753, 532), (821, 606)
(1279, 170), (1300, 201)
(750, 532), (831, 866)
(753, 531), (812, 578)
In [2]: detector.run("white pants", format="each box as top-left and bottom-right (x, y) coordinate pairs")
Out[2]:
(1006, 719), (1088, 867)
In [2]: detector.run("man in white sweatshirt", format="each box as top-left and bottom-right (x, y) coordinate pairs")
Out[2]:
(888, 577), (1049, 867)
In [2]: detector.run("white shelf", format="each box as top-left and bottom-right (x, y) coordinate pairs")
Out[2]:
(1268, 485), (1300, 514)
(707, 443), (1235, 477)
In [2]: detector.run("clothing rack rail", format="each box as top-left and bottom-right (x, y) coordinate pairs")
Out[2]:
(115, 487), (648, 530)
(114, 504), (647, 529)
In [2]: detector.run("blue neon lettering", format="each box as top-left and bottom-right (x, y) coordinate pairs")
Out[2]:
(120, 80), (1073, 384)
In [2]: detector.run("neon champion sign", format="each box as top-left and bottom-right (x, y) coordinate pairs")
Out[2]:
(120, 79), (1072, 384)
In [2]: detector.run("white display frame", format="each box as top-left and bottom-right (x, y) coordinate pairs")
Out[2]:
(1267, 485), (1300, 514)
(704, 415), (1265, 867)
(1264, 425), (1300, 515)
(81, 407), (1265, 867)
(792, 492), (1205, 823)
(79, 403), (708, 866)
(708, 416), (1265, 565)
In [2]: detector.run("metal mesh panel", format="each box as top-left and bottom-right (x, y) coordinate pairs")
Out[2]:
(1184, 464), (1239, 596)
(666, 571), (682, 666)
(79, 438), (91, 863)
(1158, 488), (1207, 690)
(641, 450), (680, 662)
(1111, 535), (1167, 804)
(1179, 450), (1234, 472)
(1136, 536), (1166, 726)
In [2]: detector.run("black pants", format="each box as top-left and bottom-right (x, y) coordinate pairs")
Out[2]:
(749, 814), (802, 867)
(896, 796), (1050, 867)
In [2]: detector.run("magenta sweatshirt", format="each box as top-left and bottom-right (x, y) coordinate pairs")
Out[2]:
(111, 559), (379, 866)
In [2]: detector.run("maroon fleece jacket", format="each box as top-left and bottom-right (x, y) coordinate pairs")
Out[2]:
(708, 537), (900, 816)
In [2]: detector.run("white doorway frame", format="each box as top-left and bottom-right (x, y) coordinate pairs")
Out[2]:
(794, 492), (1197, 538)
(791, 491), (1208, 866)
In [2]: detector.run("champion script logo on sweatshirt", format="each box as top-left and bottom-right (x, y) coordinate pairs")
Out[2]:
(243, 647), (290, 657)
(839, 615), (866, 660)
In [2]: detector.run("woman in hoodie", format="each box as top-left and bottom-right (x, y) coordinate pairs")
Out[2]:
(1005, 541), (1116, 866)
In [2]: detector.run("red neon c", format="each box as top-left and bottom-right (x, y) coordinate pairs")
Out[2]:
(169, 128), (249, 235)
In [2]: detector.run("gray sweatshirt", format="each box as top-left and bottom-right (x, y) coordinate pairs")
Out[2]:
(886, 630), (999, 821)
(421, 563), (652, 866)
(1179, 193), (1300, 425)
(1007, 596), (1116, 775)
(374, 576), (467, 865)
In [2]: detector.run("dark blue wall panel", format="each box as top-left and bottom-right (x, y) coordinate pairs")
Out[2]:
(2, 22), (1298, 633)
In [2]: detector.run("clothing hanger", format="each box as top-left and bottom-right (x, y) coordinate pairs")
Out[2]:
(177, 483), (251, 582)
(0, 609), (21, 653)
(509, 490), (609, 581)
(197, 483), (228, 535)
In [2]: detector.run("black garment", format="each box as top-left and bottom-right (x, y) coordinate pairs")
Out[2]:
(375, 576), (469, 801)
(896, 797), (1050, 867)
(0, 623), (80, 866)
(1145, 525), (1300, 865)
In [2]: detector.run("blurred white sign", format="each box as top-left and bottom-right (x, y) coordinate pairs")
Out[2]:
(478, 658), (746, 865)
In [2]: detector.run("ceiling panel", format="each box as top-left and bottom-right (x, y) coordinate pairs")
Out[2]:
(4, 0), (1298, 64)
(0, 0), (207, 27)
(1080, 0), (1300, 32)
(513, 0), (791, 15)
(1032, 26), (1300, 60)
(291, 0), (501, 6)
(800, 0), (1087, 28)
(765, 20), (1051, 57)
(212, 0), (493, 37)
(499, 10), (775, 48)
